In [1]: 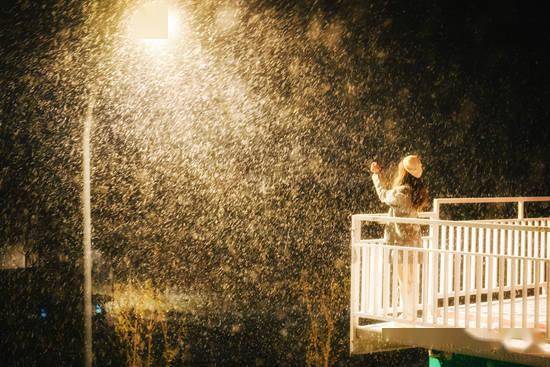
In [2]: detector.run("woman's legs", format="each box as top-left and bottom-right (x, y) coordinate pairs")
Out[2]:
(397, 262), (416, 320)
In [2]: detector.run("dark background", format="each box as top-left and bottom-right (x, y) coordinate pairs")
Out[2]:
(1, 0), (549, 365)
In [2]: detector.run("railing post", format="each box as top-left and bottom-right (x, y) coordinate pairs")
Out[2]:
(428, 199), (440, 314)
(350, 216), (361, 353)
(517, 200), (524, 220)
(431, 199), (441, 251)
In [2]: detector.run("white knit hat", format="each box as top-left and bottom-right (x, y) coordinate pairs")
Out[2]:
(403, 155), (423, 178)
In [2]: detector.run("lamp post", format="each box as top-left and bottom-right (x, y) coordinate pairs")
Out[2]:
(81, 3), (170, 366)
(82, 90), (94, 367)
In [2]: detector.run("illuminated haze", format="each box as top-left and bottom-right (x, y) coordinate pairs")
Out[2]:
(1, 0), (549, 364)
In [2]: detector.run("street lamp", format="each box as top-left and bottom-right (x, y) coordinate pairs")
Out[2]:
(82, 2), (171, 366)
(128, 0), (169, 40)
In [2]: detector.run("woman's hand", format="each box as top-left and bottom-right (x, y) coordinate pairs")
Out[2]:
(370, 162), (381, 174)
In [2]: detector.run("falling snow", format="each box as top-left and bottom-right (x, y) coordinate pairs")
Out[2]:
(1, 0), (549, 366)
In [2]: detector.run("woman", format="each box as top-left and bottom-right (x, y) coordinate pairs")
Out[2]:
(370, 155), (429, 319)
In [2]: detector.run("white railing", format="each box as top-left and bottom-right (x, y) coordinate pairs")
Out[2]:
(351, 197), (550, 351)
(432, 196), (550, 221)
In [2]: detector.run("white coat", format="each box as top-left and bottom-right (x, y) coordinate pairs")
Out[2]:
(371, 173), (422, 251)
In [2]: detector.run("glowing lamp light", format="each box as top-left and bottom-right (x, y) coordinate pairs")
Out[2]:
(127, 0), (185, 53)
(129, 1), (169, 40)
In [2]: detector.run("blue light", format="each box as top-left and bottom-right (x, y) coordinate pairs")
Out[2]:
(40, 307), (47, 319)
(95, 304), (102, 314)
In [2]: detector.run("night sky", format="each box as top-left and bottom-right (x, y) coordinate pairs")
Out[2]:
(1, 0), (549, 365)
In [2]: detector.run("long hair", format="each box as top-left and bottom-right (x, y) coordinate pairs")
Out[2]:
(392, 162), (429, 210)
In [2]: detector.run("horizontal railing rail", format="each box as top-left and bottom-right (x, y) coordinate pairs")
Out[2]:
(352, 214), (550, 233)
(432, 196), (550, 221)
(434, 197), (550, 204)
(464, 218), (550, 222)
(354, 241), (549, 261)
